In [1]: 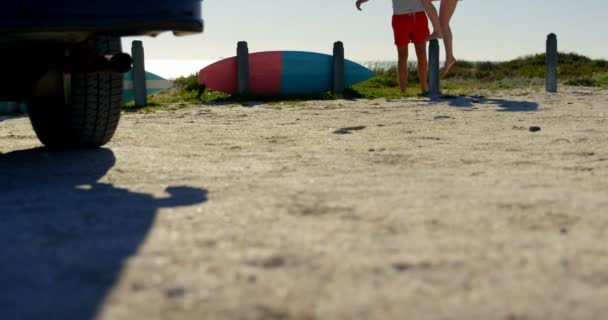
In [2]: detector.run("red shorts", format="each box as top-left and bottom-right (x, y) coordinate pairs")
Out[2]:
(392, 12), (430, 46)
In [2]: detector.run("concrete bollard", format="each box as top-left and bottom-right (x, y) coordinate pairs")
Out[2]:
(131, 40), (147, 107)
(332, 41), (345, 94)
(237, 41), (250, 95)
(428, 39), (441, 98)
(546, 33), (558, 93)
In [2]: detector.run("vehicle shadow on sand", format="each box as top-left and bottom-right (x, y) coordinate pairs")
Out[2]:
(0, 148), (208, 320)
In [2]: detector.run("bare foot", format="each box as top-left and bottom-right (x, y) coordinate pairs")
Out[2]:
(426, 31), (443, 41)
(442, 57), (457, 79)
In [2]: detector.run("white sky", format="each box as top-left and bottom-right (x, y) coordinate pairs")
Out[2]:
(122, 0), (608, 78)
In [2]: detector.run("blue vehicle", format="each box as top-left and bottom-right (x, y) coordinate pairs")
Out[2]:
(0, 0), (203, 148)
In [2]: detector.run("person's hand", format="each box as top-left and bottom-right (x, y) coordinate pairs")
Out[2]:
(356, 0), (368, 11)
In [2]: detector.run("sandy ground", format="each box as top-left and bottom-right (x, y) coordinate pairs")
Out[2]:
(1, 87), (607, 320)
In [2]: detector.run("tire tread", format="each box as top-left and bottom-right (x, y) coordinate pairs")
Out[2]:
(28, 36), (124, 148)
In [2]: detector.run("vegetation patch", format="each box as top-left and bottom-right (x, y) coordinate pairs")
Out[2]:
(123, 52), (608, 112)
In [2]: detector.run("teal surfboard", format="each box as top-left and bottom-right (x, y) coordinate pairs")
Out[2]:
(0, 102), (27, 114)
(1, 71), (172, 113)
(122, 70), (173, 103)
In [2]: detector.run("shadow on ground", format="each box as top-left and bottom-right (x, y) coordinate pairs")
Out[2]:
(0, 148), (208, 320)
(202, 88), (367, 107)
(433, 95), (539, 112)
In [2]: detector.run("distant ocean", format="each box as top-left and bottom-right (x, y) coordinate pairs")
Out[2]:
(145, 59), (218, 80)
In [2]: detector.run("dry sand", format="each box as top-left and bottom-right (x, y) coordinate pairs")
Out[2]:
(1, 87), (607, 320)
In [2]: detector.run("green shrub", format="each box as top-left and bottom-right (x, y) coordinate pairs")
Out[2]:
(565, 74), (608, 87)
(173, 73), (200, 92)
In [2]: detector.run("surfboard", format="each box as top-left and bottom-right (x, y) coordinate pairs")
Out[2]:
(1, 71), (173, 113)
(198, 51), (375, 95)
(0, 102), (27, 114)
(122, 70), (173, 103)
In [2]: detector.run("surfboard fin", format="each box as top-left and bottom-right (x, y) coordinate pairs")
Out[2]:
(196, 84), (206, 99)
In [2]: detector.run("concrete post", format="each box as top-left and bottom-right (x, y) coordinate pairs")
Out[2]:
(237, 41), (250, 95)
(131, 40), (147, 107)
(332, 41), (345, 94)
(428, 39), (441, 98)
(546, 33), (558, 93)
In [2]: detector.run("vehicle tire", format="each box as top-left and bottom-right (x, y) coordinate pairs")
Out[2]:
(27, 36), (123, 149)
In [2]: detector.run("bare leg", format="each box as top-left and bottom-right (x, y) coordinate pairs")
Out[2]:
(414, 42), (428, 93)
(396, 45), (409, 94)
(421, 0), (443, 40)
(439, 0), (458, 78)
